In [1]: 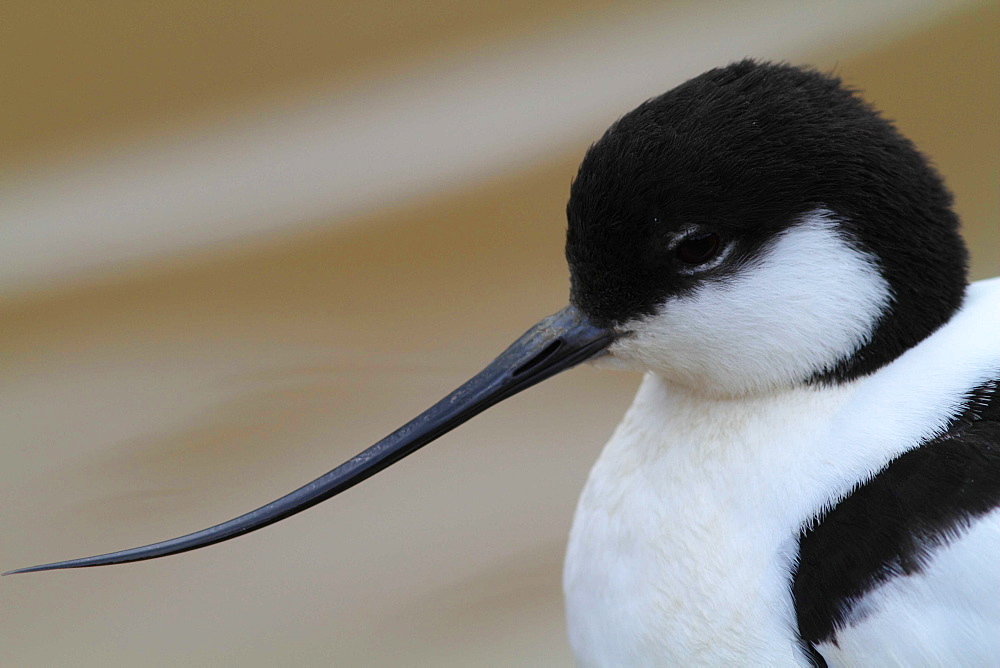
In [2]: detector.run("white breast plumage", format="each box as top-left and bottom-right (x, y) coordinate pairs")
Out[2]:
(565, 278), (1000, 666)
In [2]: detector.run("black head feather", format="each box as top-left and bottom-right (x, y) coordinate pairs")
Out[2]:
(565, 59), (968, 383)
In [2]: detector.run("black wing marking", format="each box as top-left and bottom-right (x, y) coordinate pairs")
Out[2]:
(793, 378), (1000, 648)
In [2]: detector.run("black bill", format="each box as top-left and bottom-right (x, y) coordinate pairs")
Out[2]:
(5, 305), (613, 575)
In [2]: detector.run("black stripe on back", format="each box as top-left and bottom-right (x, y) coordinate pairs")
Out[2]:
(793, 378), (1000, 647)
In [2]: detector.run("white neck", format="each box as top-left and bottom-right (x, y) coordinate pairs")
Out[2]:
(563, 278), (1000, 665)
(565, 374), (858, 665)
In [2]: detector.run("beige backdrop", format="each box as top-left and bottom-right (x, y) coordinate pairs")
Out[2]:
(1, 2), (997, 666)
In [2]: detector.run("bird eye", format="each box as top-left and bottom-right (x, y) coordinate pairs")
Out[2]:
(675, 232), (721, 265)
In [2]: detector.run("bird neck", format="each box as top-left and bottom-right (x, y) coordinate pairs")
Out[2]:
(565, 372), (863, 664)
(565, 278), (1000, 665)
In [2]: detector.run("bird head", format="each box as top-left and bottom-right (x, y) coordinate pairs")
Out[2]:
(566, 60), (967, 396)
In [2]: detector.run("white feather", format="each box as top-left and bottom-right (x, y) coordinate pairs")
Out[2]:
(564, 276), (1000, 665)
(818, 508), (1000, 666)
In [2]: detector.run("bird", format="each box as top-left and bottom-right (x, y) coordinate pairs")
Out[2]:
(6, 60), (998, 666)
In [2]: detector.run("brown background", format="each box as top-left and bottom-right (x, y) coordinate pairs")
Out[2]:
(1, 2), (996, 665)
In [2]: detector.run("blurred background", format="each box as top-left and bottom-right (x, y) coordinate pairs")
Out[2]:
(1, 1), (996, 665)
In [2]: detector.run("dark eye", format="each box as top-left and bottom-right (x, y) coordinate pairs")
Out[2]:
(675, 232), (721, 265)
